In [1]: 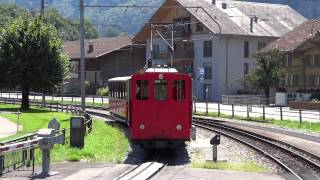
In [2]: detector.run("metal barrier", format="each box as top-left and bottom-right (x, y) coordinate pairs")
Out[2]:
(0, 91), (109, 108)
(0, 134), (37, 176)
(193, 102), (320, 123)
(222, 95), (275, 106)
(0, 112), (93, 177)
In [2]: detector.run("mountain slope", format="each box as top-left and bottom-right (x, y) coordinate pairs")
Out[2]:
(0, 0), (319, 37)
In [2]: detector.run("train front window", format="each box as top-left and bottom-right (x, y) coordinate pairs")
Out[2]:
(136, 80), (149, 100)
(173, 80), (186, 101)
(154, 80), (168, 100)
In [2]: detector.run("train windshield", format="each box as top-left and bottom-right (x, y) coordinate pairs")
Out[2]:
(154, 80), (168, 100)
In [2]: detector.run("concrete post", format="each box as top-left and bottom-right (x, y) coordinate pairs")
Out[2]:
(41, 150), (50, 175)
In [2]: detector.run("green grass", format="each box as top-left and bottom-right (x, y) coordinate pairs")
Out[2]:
(0, 104), (129, 163)
(35, 120), (129, 163)
(195, 112), (320, 133)
(192, 161), (268, 172)
(0, 104), (71, 141)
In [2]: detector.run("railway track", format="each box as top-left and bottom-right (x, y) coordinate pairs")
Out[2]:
(5, 100), (320, 179)
(115, 161), (166, 180)
(81, 108), (320, 180)
(193, 118), (320, 180)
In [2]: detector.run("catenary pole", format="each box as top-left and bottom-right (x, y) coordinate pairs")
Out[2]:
(80, 0), (86, 111)
(41, 0), (44, 16)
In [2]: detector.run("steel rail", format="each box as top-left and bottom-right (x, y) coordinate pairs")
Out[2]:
(201, 118), (320, 163)
(195, 118), (320, 169)
(193, 119), (320, 180)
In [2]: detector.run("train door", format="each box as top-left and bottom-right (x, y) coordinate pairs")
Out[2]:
(131, 77), (151, 140)
(170, 77), (191, 139)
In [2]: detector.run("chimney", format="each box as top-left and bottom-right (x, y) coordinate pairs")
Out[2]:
(250, 17), (258, 33)
(222, 2), (227, 9)
(212, 0), (216, 5)
(88, 41), (94, 53)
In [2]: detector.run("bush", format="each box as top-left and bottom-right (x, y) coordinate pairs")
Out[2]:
(85, 81), (99, 95)
(310, 92), (320, 101)
(96, 87), (108, 96)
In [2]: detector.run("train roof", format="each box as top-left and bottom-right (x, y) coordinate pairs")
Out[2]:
(108, 76), (131, 82)
(145, 68), (178, 73)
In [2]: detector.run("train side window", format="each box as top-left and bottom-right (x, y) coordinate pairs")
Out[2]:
(154, 80), (168, 100)
(173, 80), (186, 101)
(136, 80), (149, 100)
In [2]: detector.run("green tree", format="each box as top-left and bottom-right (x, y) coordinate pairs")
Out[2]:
(0, 16), (70, 110)
(73, 18), (100, 39)
(244, 49), (285, 98)
(43, 9), (79, 41)
(0, 4), (99, 41)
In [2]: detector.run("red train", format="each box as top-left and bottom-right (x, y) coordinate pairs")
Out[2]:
(108, 67), (193, 148)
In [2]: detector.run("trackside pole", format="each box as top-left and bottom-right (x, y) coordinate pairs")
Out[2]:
(208, 135), (220, 162)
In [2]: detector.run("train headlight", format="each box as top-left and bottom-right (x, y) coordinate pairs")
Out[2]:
(176, 124), (182, 131)
(139, 124), (145, 130)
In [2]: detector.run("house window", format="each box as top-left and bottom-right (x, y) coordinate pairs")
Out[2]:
(244, 41), (249, 58)
(203, 41), (212, 57)
(204, 67), (212, 80)
(306, 55), (314, 66)
(244, 63), (249, 75)
(257, 42), (266, 50)
(152, 44), (160, 59)
(291, 74), (302, 87)
(308, 75), (316, 86)
(173, 17), (191, 31)
(285, 73), (290, 86)
(136, 80), (149, 100)
(154, 80), (168, 100)
(173, 80), (186, 101)
(285, 54), (293, 67)
(314, 54), (320, 67)
(196, 22), (203, 32)
(204, 62), (212, 80)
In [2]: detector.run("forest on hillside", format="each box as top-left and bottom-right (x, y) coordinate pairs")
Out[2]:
(0, 0), (319, 37)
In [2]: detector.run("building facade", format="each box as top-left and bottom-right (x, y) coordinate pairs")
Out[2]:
(63, 36), (146, 94)
(266, 19), (320, 94)
(133, 0), (306, 101)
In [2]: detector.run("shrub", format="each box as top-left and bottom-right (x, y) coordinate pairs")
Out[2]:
(310, 92), (320, 101)
(96, 87), (108, 96)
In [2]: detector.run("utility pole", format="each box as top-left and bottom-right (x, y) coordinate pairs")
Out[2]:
(80, 0), (86, 111)
(41, 0), (44, 16)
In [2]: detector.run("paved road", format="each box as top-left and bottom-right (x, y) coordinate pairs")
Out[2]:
(0, 163), (284, 180)
(0, 116), (18, 138)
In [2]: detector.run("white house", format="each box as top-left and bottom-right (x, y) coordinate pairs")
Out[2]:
(133, 0), (306, 101)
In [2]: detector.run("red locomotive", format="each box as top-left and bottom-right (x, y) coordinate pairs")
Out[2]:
(108, 67), (193, 148)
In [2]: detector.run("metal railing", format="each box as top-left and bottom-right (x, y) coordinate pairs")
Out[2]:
(0, 91), (109, 108)
(0, 105), (93, 177)
(221, 95), (275, 106)
(0, 134), (37, 176)
(193, 102), (320, 123)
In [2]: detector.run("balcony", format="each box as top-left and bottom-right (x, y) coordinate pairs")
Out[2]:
(160, 28), (192, 39)
(154, 49), (194, 60)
